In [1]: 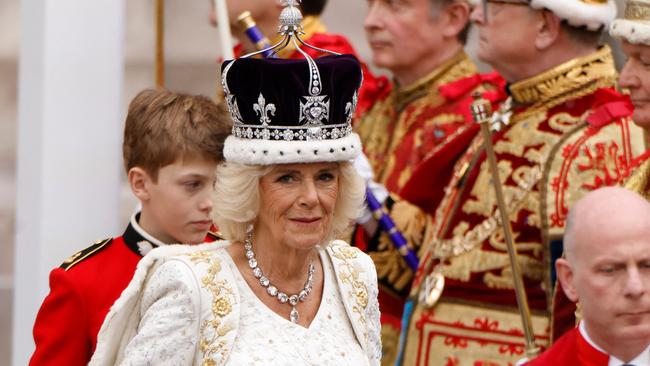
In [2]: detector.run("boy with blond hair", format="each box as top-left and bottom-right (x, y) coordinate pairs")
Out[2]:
(29, 89), (231, 365)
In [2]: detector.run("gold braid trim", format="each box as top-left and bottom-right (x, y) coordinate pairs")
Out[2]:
(509, 45), (617, 112)
(625, 0), (650, 21)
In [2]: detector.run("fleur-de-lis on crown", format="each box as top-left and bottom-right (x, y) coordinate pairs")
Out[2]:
(253, 93), (276, 126)
(345, 91), (358, 124)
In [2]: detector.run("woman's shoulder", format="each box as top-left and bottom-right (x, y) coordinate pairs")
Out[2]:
(146, 240), (232, 265)
(134, 240), (237, 291)
(325, 240), (378, 287)
(326, 240), (376, 270)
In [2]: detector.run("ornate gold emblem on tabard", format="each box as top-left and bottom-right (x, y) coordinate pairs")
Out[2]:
(625, 1), (650, 21)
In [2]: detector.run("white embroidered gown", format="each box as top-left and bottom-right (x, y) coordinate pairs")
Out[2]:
(89, 241), (382, 366)
(225, 249), (370, 365)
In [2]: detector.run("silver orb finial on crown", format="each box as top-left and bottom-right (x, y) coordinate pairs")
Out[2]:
(279, 0), (303, 34)
(238, 0), (339, 59)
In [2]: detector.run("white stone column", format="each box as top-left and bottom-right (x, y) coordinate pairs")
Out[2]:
(13, 0), (124, 364)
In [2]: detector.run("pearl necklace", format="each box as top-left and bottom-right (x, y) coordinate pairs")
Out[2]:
(244, 235), (315, 323)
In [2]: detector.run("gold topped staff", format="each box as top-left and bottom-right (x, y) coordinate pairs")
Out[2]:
(155, 0), (165, 87)
(470, 93), (541, 360)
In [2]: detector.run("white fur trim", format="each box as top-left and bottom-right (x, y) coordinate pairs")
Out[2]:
(610, 19), (650, 46)
(530, 0), (617, 30)
(223, 133), (362, 165)
(136, 240), (154, 256)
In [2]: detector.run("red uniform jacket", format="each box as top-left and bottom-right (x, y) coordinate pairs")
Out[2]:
(29, 216), (220, 366)
(527, 327), (609, 366)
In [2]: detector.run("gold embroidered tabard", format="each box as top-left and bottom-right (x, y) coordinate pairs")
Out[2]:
(356, 53), (512, 366)
(402, 45), (649, 365)
(356, 52), (478, 193)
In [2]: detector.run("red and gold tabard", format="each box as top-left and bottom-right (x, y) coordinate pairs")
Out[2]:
(354, 52), (506, 366)
(235, 15), (388, 117)
(400, 45), (649, 366)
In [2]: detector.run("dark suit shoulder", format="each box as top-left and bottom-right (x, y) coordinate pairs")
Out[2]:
(59, 238), (113, 271)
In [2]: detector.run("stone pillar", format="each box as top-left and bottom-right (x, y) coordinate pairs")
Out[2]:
(13, 0), (124, 364)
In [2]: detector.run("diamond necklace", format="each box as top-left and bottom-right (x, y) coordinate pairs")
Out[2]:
(244, 234), (315, 323)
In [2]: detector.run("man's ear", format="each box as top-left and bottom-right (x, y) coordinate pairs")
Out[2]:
(442, 1), (470, 39)
(556, 258), (579, 302)
(535, 10), (562, 51)
(128, 167), (152, 202)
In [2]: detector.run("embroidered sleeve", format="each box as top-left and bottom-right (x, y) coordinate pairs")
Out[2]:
(120, 259), (201, 365)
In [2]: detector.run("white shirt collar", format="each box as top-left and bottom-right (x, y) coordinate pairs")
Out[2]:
(579, 321), (650, 366)
(130, 212), (167, 248)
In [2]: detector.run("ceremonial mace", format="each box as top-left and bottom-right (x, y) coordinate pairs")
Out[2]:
(470, 93), (541, 359)
(155, 0), (165, 87)
(237, 12), (277, 58)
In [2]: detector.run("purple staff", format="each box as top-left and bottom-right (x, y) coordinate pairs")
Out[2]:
(365, 188), (419, 271)
(237, 11), (277, 59)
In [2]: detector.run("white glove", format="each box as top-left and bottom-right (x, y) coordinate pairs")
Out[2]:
(353, 153), (389, 224)
(353, 151), (375, 181)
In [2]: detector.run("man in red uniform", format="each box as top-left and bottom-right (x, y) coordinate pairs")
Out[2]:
(398, 0), (650, 364)
(614, 0), (650, 200)
(208, 0), (383, 115)
(529, 187), (650, 365)
(352, 0), (505, 363)
(29, 89), (229, 365)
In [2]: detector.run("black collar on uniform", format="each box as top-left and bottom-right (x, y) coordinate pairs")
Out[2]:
(123, 212), (165, 257)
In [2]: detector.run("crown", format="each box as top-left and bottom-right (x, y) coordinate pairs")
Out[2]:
(220, 1), (363, 165)
(610, 0), (650, 46)
(529, 0), (617, 30)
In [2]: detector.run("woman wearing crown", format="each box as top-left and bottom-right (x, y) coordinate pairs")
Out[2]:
(88, 5), (381, 365)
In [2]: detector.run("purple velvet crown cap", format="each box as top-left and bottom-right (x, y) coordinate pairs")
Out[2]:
(221, 54), (363, 165)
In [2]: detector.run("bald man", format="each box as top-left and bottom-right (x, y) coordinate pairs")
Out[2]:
(528, 187), (650, 365)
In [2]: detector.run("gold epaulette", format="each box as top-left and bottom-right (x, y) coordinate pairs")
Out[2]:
(206, 231), (224, 241)
(59, 238), (113, 271)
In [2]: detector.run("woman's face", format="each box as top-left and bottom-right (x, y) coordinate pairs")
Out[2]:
(256, 162), (340, 250)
